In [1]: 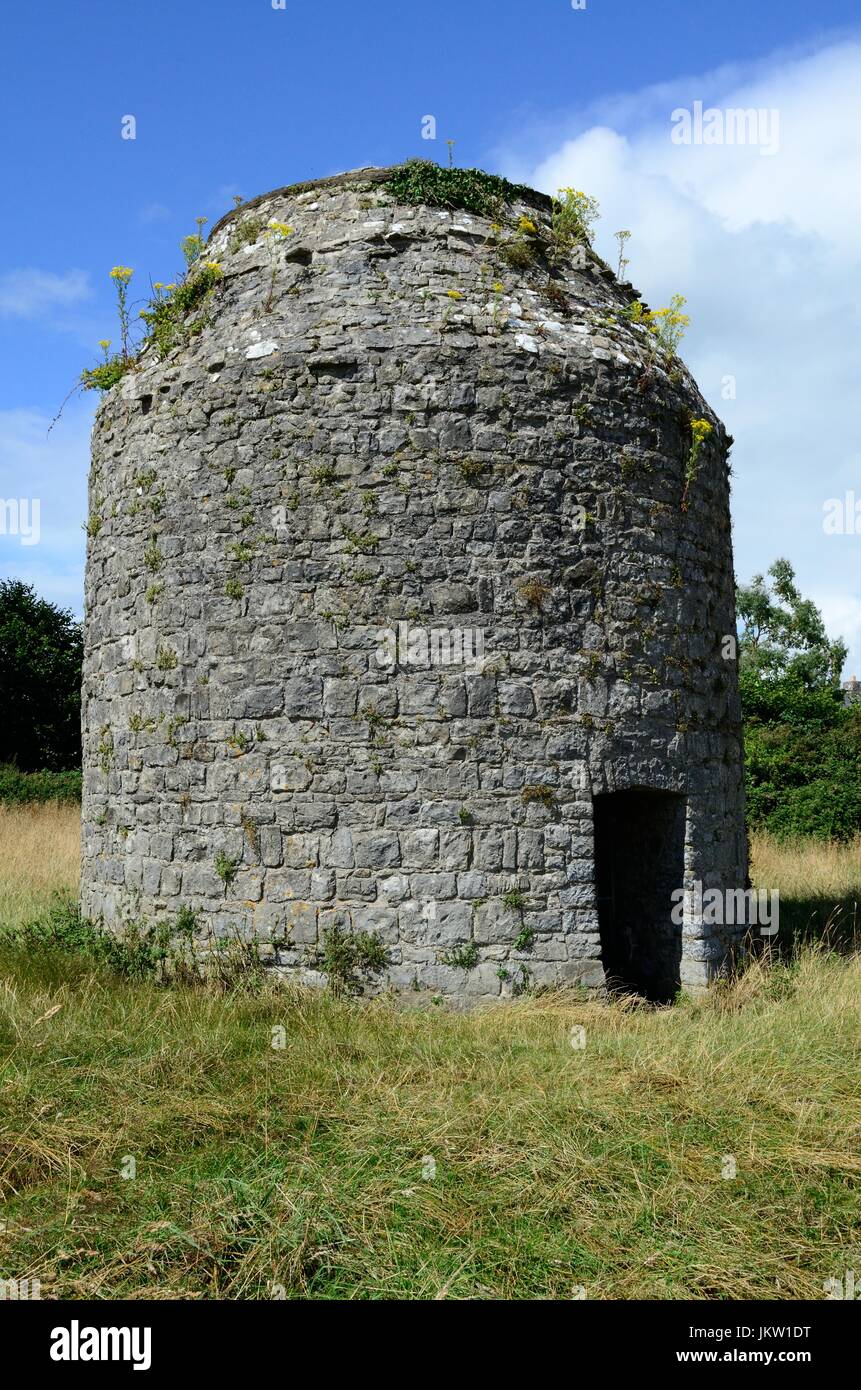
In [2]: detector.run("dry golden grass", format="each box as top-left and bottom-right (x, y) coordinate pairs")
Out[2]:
(751, 828), (861, 900)
(0, 802), (79, 927)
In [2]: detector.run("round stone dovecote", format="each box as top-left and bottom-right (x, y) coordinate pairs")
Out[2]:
(81, 164), (747, 1002)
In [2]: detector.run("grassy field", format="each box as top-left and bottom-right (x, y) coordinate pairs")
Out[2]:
(0, 805), (859, 1300)
(0, 802), (80, 930)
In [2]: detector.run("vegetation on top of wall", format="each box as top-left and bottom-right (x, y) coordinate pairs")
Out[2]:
(622, 294), (690, 354)
(549, 187), (600, 250)
(81, 222), (224, 393)
(138, 261), (223, 360)
(384, 160), (536, 219)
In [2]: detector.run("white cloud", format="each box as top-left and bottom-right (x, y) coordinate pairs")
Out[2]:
(0, 402), (92, 616)
(817, 593), (861, 677)
(0, 269), (91, 319)
(497, 36), (861, 676)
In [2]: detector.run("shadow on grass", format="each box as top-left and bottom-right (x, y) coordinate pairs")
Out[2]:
(750, 893), (861, 963)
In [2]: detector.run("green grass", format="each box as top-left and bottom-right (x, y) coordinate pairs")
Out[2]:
(0, 912), (858, 1299)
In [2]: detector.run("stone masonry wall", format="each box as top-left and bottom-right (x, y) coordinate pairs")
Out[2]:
(81, 165), (747, 1001)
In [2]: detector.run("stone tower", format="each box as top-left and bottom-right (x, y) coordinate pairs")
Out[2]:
(81, 164), (747, 1002)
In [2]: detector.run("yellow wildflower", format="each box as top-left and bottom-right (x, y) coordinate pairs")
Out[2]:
(267, 220), (294, 238)
(492, 281), (505, 294)
(109, 266), (133, 283)
(447, 290), (464, 300)
(518, 216), (538, 235)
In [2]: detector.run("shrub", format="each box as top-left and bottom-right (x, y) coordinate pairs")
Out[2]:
(0, 764), (82, 804)
(81, 357), (133, 392)
(228, 215), (265, 255)
(215, 852), (239, 886)
(440, 941), (479, 970)
(544, 278), (571, 314)
(155, 645), (177, 672)
(314, 924), (389, 997)
(499, 238), (538, 270)
(138, 261), (223, 359)
(385, 161), (535, 218)
(550, 187), (600, 248)
(650, 294), (690, 353)
(517, 578), (550, 610)
(742, 675), (861, 841)
(680, 417), (713, 512)
(622, 295), (689, 354)
(0, 896), (172, 981)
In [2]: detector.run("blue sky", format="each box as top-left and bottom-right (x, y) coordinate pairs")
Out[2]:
(2, 0), (860, 668)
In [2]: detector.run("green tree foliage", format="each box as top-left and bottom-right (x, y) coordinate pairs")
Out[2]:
(0, 765), (81, 803)
(738, 560), (860, 840)
(738, 557), (846, 687)
(0, 580), (83, 772)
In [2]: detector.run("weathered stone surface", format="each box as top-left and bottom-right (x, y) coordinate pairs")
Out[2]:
(80, 165), (746, 1001)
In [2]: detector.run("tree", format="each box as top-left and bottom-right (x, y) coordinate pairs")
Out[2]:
(737, 557), (846, 687)
(0, 580), (83, 771)
(737, 560), (860, 840)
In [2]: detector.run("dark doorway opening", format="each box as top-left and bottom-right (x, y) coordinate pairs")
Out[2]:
(594, 788), (686, 1003)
